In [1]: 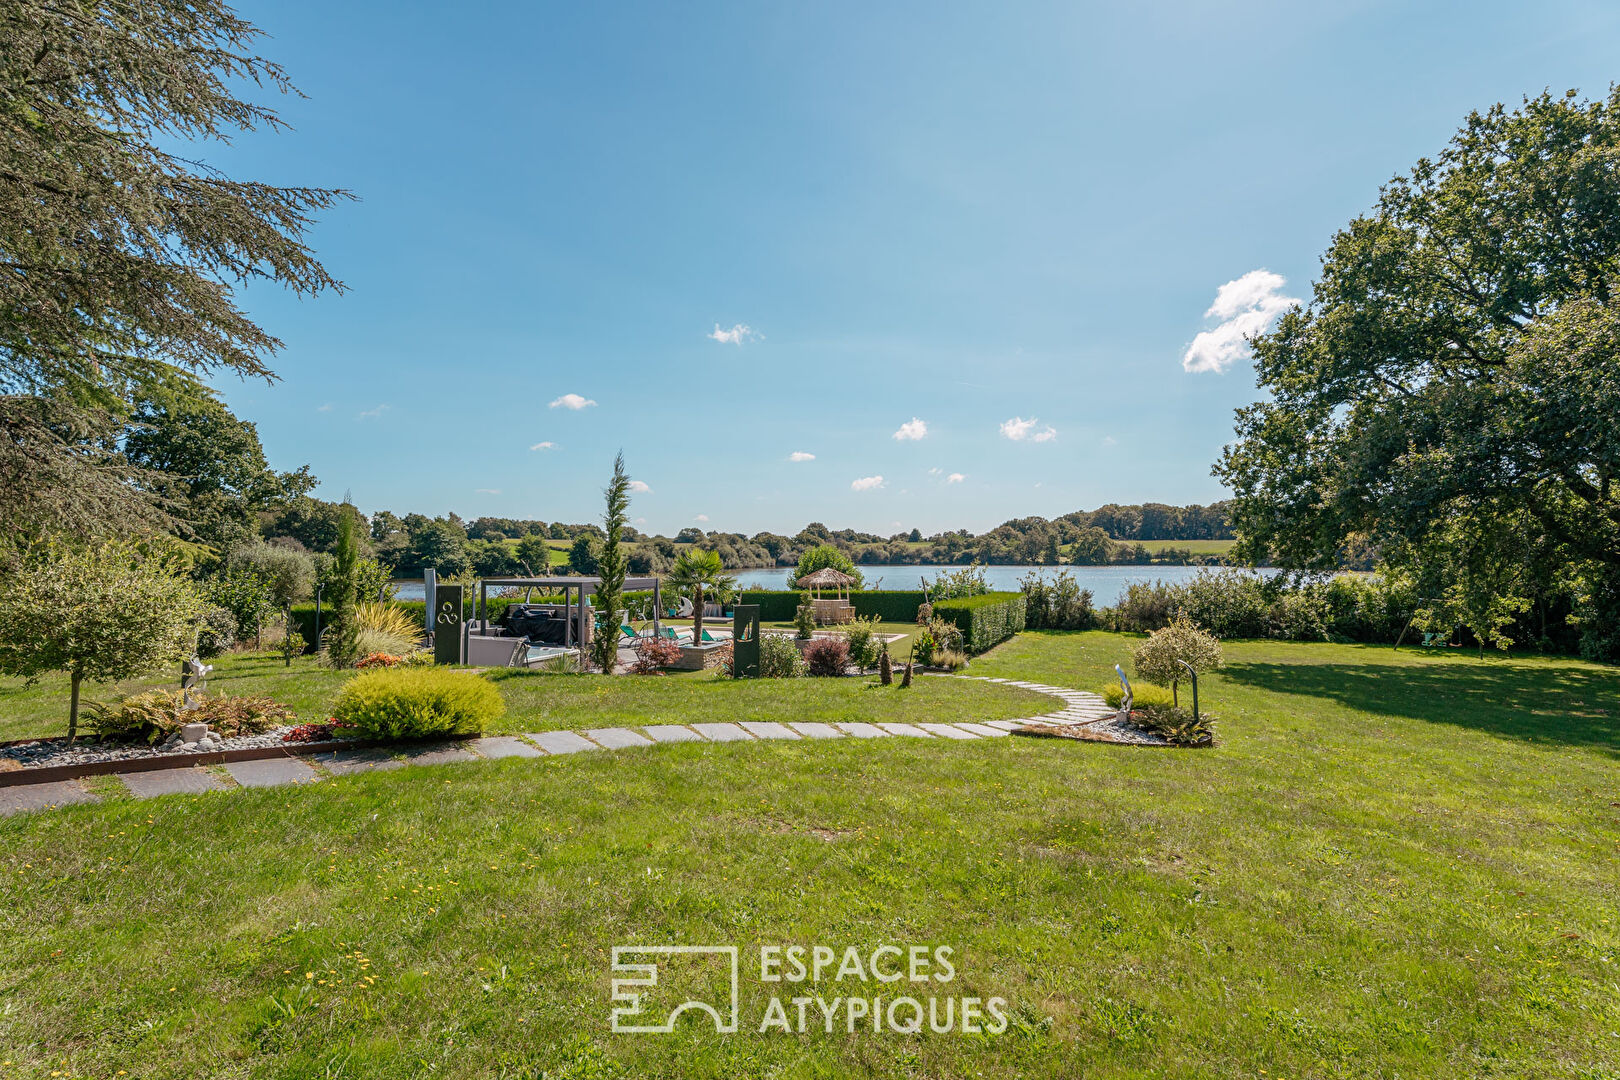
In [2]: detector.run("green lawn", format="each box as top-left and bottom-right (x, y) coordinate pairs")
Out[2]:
(1, 633), (1616, 1078)
(0, 637), (1037, 743)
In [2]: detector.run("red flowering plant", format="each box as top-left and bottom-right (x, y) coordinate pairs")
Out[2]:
(356, 652), (403, 670)
(282, 719), (356, 743)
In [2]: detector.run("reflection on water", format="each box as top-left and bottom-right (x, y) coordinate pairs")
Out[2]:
(390, 564), (1275, 606)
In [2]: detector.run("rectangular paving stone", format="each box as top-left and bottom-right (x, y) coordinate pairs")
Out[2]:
(984, 720), (1024, 731)
(787, 722), (844, 739)
(0, 780), (97, 815)
(876, 723), (932, 737)
(954, 722), (1010, 738)
(528, 730), (601, 754)
(644, 725), (704, 744)
(919, 723), (978, 739)
(119, 768), (229, 797)
(834, 722), (890, 738)
(399, 743), (480, 766)
(739, 722), (800, 740)
(226, 757), (319, 788)
(692, 723), (754, 742)
(586, 728), (655, 749)
(472, 736), (543, 759)
(309, 747), (404, 775)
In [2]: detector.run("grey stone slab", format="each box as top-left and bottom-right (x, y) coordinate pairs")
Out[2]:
(586, 728), (655, 749)
(308, 747), (404, 775)
(918, 723), (978, 740)
(739, 722), (800, 740)
(398, 743), (480, 766)
(119, 768), (229, 797)
(225, 757), (320, 788)
(954, 722), (1009, 737)
(644, 725), (704, 744)
(528, 730), (601, 755)
(692, 723), (754, 742)
(787, 722), (844, 739)
(984, 720), (1024, 731)
(834, 722), (890, 738)
(0, 780), (97, 815)
(472, 736), (542, 759)
(876, 723), (932, 737)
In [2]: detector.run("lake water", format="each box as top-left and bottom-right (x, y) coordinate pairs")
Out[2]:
(391, 564), (1274, 605)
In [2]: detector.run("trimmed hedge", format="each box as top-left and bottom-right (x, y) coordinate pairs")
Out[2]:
(737, 590), (930, 623)
(933, 592), (1026, 654)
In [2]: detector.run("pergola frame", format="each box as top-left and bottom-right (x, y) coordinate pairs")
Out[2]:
(476, 575), (663, 657)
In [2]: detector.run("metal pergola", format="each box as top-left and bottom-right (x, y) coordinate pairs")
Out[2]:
(475, 576), (664, 655)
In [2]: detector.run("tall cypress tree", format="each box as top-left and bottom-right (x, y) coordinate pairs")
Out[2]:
(324, 506), (361, 668)
(590, 453), (631, 674)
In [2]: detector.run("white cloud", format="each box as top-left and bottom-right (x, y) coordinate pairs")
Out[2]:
(946, 472), (965, 484)
(707, 323), (761, 345)
(1000, 416), (1056, 442)
(634, 517), (647, 525)
(529, 441), (556, 451)
(1182, 268), (1298, 374)
(694, 513), (710, 522)
(851, 475), (885, 492)
(892, 417), (928, 441)
(358, 404), (389, 420)
(789, 451), (816, 462)
(548, 393), (597, 410)
(316, 403), (332, 413)
(627, 480), (651, 493)
(1101, 435), (1118, 447)
(927, 467), (942, 476)
(475, 488), (501, 495)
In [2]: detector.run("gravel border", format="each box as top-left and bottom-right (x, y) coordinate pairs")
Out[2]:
(1, 727), (318, 770)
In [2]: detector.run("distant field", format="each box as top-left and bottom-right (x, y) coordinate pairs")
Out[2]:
(1139, 538), (1236, 555)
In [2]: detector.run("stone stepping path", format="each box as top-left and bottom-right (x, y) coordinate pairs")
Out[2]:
(1, 676), (1117, 815)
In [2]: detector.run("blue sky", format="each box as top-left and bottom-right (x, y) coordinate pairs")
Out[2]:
(214, 0), (1620, 535)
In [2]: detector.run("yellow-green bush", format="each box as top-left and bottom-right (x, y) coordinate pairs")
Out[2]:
(332, 668), (504, 739)
(1100, 681), (1176, 709)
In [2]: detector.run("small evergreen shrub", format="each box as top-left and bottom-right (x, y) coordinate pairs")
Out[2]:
(1100, 681), (1175, 709)
(1131, 703), (1215, 747)
(87, 690), (293, 744)
(758, 634), (806, 678)
(804, 636), (850, 677)
(842, 615), (881, 671)
(331, 668), (504, 739)
(195, 605), (238, 658)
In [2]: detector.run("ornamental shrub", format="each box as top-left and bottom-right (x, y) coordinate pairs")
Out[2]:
(757, 633), (806, 678)
(804, 636), (850, 677)
(1100, 681), (1175, 709)
(842, 615), (881, 671)
(87, 690), (293, 744)
(1132, 617), (1223, 703)
(331, 667), (504, 739)
(631, 636), (683, 674)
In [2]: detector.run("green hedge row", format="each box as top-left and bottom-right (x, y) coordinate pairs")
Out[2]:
(934, 592), (1026, 653)
(736, 590), (931, 623)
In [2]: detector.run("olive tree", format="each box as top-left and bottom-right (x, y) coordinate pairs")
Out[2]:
(1132, 617), (1223, 710)
(0, 542), (203, 740)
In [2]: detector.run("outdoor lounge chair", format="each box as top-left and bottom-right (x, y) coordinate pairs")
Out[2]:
(658, 626), (694, 643)
(700, 628), (732, 643)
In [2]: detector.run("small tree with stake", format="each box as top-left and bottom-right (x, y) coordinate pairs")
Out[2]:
(322, 505), (362, 668)
(1131, 617), (1222, 713)
(0, 542), (202, 741)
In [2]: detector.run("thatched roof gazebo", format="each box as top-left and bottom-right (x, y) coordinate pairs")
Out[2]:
(797, 567), (857, 624)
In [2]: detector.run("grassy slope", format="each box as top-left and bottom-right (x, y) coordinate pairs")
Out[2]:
(0, 634), (1616, 1078)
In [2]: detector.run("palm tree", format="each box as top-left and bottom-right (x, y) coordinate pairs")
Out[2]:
(666, 548), (735, 645)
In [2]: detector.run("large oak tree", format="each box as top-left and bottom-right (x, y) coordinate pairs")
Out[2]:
(1217, 90), (1620, 658)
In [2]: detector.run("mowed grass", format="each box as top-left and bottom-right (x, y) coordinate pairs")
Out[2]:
(0, 637), (1041, 743)
(0, 634), (1616, 1078)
